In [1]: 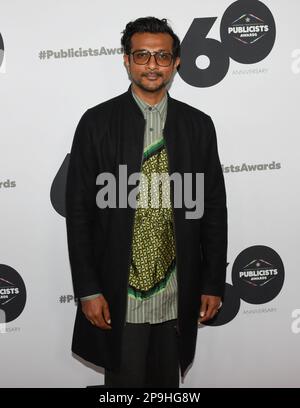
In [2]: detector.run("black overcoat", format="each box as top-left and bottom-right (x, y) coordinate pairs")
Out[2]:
(66, 86), (227, 377)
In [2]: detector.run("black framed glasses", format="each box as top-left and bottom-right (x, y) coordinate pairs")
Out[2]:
(130, 50), (174, 67)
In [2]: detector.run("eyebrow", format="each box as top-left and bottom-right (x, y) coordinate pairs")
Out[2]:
(132, 48), (171, 53)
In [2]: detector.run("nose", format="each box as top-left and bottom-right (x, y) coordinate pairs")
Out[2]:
(147, 53), (158, 69)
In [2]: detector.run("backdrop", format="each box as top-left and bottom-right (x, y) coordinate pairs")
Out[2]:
(1, 0), (299, 388)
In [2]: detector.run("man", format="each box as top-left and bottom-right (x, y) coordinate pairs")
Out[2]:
(66, 17), (227, 388)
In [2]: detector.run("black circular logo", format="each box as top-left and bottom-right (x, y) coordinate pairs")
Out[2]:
(220, 0), (276, 64)
(202, 283), (241, 327)
(0, 265), (27, 323)
(232, 246), (284, 304)
(0, 33), (4, 68)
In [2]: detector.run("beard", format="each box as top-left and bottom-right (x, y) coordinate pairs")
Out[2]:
(129, 70), (168, 93)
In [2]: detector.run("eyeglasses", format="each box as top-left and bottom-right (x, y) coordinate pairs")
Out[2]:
(130, 50), (174, 67)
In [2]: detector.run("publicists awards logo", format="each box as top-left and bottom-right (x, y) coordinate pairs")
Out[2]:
(227, 13), (269, 46)
(179, 0), (276, 87)
(232, 245), (284, 304)
(202, 245), (284, 327)
(0, 265), (27, 326)
(220, 0), (276, 64)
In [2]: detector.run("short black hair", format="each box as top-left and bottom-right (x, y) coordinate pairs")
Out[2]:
(121, 17), (181, 59)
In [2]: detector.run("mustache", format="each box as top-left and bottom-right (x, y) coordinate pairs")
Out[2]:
(142, 72), (163, 77)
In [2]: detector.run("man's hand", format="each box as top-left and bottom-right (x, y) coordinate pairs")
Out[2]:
(198, 294), (222, 324)
(81, 294), (112, 330)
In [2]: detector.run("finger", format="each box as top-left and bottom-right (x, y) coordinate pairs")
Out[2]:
(84, 314), (97, 326)
(199, 307), (219, 323)
(92, 310), (111, 330)
(199, 298), (208, 319)
(85, 310), (111, 330)
(103, 302), (111, 326)
(206, 302), (217, 319)
(93, 303), (112, 330)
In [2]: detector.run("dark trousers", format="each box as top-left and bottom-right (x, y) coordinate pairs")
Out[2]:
(104, 318), (180, 388)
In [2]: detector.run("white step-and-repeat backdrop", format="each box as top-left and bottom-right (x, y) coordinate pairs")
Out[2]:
(1, 0), (299, 387)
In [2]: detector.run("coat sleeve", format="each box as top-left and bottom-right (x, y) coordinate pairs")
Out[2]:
(65, 109), (102, 299)
(199, 115), (228, 297)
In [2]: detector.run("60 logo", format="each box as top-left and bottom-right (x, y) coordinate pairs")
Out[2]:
(179, 0), (276, 87)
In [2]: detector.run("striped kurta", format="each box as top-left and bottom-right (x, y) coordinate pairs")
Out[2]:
(126, 91), (178, 323)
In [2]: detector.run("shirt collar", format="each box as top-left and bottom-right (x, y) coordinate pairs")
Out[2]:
(131, 88), (167, 118)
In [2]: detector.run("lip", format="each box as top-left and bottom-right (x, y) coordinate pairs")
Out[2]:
(144, 73), (160, 80)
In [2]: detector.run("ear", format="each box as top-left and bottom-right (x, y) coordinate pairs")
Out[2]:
(174, 56), (180, 70)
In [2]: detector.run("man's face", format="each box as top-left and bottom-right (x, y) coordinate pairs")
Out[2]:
(123, 32), (180, 93)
